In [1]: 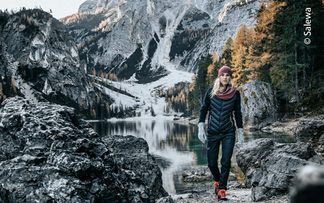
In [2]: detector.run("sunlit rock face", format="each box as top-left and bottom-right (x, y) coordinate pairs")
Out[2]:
(63, 0), (264, 82)
(79, 0), (99, 13)
(240, 80), (278, 130)
(0, 96), (167, 202)
(0, 9), (112, 118)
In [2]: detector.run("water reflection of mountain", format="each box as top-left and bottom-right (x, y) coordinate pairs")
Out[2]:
(91, 119), (208, 163)
(89, 118), (207, 194)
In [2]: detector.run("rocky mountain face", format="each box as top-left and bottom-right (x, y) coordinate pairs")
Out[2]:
(0, 9), (112, 118)
(0, 96), (167, 202)
(62, 0), (265, 82)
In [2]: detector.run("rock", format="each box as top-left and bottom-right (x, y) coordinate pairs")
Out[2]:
(261, 120), (299, 136)
(261, 115), (324, 154)
(294, 115), (324, 154)
(79, 0), (98, 13)
(169, 7), (212, 62)
(289, 165), (324, 203)
(239, 80), (278, 131)
(236, 138), (275, 175)
(236, 138), (317, 202)
(0, 9), (112, 118)
(181, 166), (212, 182)
(0, 97), (167, 203)
(157, 196), (175, 203)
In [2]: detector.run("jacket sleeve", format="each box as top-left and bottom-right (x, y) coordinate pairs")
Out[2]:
(234, 91), (243, 128)
(198, 88), (211, 123)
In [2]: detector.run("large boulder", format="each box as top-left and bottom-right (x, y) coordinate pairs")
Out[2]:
(236, 138), (316, 202)
(0, 97), (167, 203)
(294, 115), (324, 154)
(239, 80), (278, 131)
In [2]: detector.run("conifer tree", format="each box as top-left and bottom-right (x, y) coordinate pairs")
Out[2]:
(231, 25), (255, 86)
(207, 52), (219, 85)
(220, 37), (233, 67)
(187, 55), (212, 115)
(267, 0), (319, 108)
(196, 55), (212, 103)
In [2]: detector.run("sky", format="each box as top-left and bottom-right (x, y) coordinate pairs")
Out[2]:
(0, 0), (87, 19)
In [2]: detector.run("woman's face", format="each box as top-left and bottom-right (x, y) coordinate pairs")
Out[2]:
(219, 73), (231, 86)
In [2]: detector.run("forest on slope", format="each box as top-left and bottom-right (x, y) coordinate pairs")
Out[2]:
(174, 0), (324, 117)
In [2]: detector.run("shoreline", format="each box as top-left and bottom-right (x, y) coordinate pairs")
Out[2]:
(160, 165), (289, 203)
(87, 113), (323, 202)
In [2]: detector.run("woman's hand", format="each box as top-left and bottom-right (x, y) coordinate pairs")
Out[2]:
(198, 122), (206, 143)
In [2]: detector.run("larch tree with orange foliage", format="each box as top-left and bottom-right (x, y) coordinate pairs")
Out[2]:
(231, 25), (255, 86)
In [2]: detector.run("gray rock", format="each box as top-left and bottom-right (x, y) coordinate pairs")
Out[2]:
(0, 96), (167, 203)
(289, 165), (324, 203)
(236, 138), (275, 175)
(181, 166), (212, 182)
(157, 196), (175, 203)
(79, 0), (98, 13)
(294, 115), (324, 154)
(261, 120), (298, 136)
(0, 9), (112, 118)
(239, 80), (278, 130)
(236, 139), (316, 202)
(169, 7), (213, 62)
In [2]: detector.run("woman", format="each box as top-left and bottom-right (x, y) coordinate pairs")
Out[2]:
(198, 65), (244, 200)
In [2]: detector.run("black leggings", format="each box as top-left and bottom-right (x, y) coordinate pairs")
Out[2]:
(207, 132), (235, 190)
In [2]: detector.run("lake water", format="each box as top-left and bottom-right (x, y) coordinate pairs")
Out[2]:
(89, 117), (294, 194)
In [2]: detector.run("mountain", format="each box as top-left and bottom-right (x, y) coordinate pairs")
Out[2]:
(63, 0), (264, 77)
(0, 0), (269, 119)
(0, 9), (112, 118)
(59, 0), (267, 117)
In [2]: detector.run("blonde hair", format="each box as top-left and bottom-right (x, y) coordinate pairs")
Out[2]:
(210, 77), (234, 98)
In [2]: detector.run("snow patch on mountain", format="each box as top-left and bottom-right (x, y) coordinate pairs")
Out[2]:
(96, 68), (193, 118)
(150, 5), (190, 71)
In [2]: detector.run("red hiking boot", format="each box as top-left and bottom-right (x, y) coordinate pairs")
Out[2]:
(217, 189), (228, 200)
(213, 180), (220, 193)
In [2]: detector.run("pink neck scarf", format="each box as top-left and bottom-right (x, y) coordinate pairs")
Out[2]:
(216, 84), (237, 100)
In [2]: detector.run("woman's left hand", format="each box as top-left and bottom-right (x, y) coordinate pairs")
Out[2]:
(198, 122), (206, 144)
